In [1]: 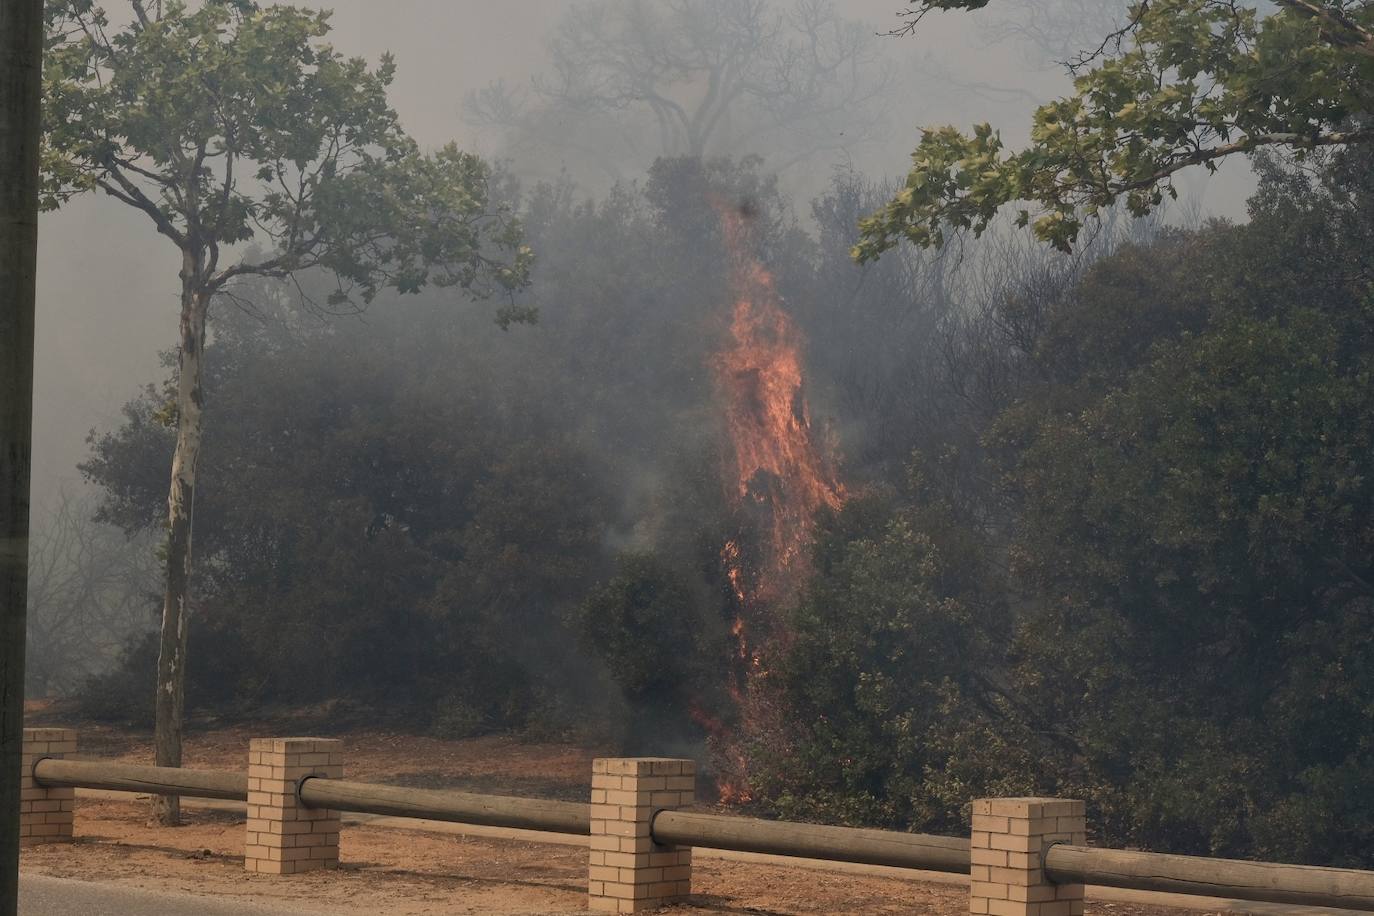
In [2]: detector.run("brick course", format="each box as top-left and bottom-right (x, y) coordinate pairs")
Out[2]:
(589, 757), (695, 913)
(19, 728), (77, 846)
(244, 737), (343, 875)
(969, 798), (1086, 916)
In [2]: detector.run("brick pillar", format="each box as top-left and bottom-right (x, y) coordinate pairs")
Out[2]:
(19, 728), (77, 846)
(970, 797), (1086, 916)
(244, 737), (343, 874)
(588, 757), (695, 913)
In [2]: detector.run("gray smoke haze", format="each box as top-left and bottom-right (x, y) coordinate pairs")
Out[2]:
(31, 0), (1255, 510)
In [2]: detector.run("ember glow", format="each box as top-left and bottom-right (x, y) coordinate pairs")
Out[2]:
(700, 197), (846, 803)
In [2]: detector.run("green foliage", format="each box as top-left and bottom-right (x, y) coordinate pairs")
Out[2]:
(749, 488), (1034, 832)
(42, 0), (531, 301)
(82, 287), (610, 726)
(765, 143), (1374, 863)
(858, 0), (1374, 255)
(575, 553), (718, 706)
(1006, 290), (1374, 858)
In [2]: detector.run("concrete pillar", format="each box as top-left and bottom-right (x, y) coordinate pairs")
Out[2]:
(970, 797), (1086, 916)
(588, 757), (695, 913)
(19, 728), (76, 846)
(244, 737), (342, 874)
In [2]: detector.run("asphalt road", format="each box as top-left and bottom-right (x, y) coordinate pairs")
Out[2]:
(19, 874), (337, 916)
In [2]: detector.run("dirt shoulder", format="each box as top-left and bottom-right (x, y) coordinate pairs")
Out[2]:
(24, 796), (1201, 916)
(18, 708), (1205, 916)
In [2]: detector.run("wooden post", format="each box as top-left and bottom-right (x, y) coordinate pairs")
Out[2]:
(0, 0), (44, 913)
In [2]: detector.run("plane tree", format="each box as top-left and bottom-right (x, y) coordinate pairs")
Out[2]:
(41, 0), (532, 823)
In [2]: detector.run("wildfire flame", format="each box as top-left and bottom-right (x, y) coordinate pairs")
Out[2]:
(714, 199), (844, 606)
(715, 202), (844, 597)
(697, 196), (846, 804)
(687, 699), (753, 804)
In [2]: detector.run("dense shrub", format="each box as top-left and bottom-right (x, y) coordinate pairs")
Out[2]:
(760, 147), (1374, 864)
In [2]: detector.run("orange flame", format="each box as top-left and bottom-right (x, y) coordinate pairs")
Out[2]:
(714, 201), (844, 602)
(699, 197), (845, 804)
(687, 698), (753, 804)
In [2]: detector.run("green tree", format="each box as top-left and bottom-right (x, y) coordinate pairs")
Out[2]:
(1004, 302), (1374, 857)
(42, 0), (531, 823)
(80, 279), (612, 738)
(996, 150), (1374, 859)
(751, 488), (1035, 832)
(757, 144), (1374, 861)
(574, 552), (728, 753)
(856, 0), (1374, 255)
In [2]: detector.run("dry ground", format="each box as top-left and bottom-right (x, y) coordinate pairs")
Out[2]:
(18, 708), (1208, 916)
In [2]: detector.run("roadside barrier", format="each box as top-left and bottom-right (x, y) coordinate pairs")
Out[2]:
(19, 728), (1374, 914)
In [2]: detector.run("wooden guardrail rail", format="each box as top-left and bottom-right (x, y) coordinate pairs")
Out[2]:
(33, 758), (588, 835)
(33, 758), (246, 800)
(652, 809), (970, 874)
(1045, 843), (1374, 911)
(296, 776), (590, 835)
(31, 757), (968, 872)
(26, 745), (1374, 914)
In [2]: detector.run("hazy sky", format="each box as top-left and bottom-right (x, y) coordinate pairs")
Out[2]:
(32, 0), (1254, 509)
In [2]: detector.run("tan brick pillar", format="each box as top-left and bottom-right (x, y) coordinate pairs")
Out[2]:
(970, 797), (1086, 916)
(244, 737), (343, 874)
(19, 728), (77, 846)
(588, 757), (695, 913)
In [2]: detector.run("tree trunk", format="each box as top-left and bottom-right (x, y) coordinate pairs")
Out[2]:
(152, 256), (209, 827)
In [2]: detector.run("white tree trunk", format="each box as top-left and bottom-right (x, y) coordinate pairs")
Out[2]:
(152, 252), (208, 826)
